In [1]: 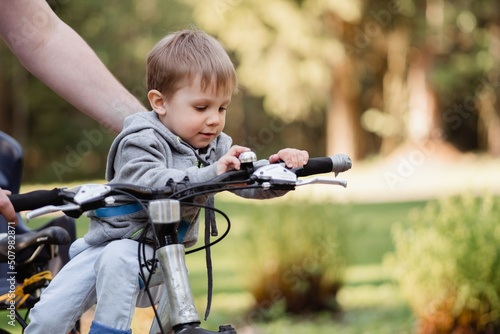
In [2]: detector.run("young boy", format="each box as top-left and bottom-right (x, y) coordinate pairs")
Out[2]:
(25, 29), (309, 334)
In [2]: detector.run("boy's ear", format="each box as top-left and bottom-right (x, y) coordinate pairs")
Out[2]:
(148, 90), (167, 115)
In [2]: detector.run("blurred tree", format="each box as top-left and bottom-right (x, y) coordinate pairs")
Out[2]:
(0, 0), (193, 182)
(182, 0), (369, 158)
(362, 0), (500, 155)
(184, 0), (500, 158)
(423, 0), (500, 155)
(2, 0), (499, 183)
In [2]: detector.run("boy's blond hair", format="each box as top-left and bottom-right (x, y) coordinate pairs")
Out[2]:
(147, 29), (238, 100)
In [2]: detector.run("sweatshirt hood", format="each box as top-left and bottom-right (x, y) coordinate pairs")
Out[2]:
(106, 111), (227, 181)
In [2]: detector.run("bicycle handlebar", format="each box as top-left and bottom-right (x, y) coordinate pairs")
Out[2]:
(295, 154), (352, 177)
(9, 188), (64, 212)
(9, 153), (351, 217)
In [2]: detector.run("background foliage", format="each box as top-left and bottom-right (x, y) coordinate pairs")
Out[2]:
(1, 0), (499, 182)
(388, 194), (500, 333)
(240, 201), (345, 318)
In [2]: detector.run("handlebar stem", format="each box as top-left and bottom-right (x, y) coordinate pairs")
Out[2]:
(150, 200), (182, 247)
(149, 200), (202, 333)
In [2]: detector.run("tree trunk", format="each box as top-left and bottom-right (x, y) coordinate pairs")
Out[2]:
(406, 50), (440, 143)
(381, 24), (409, 154)
(477, 23), (500, 156)
(326, 56), (365, 159)
(477, 86), (500, 156)
(404, 0), (441, 146)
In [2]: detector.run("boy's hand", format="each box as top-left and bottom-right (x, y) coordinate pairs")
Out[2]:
(0, 188), (17, 225)
(269, 148), (309, 168)
(216, 145), (252, 175)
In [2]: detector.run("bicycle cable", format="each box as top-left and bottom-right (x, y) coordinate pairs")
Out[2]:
(175, 183), (264, 203)
(107, 183), (254, 331)
(183, 203), (231, 255)
(168, 178), (255, 200)
(110, 189), (233, 332)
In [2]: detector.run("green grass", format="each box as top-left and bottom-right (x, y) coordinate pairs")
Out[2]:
(183, 198), (426, 333)
(1, 197), (426, 333)
(211, 198), (427, 265)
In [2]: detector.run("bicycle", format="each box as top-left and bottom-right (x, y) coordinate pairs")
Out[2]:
(8, 151), (351, 333)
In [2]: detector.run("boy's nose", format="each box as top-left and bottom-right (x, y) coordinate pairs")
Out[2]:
(206, 111), (221, 125)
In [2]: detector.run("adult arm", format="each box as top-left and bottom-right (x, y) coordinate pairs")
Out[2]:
(0, 0), (146, 132)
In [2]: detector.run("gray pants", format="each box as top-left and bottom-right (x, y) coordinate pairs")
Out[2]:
(25, 238), (161, 333)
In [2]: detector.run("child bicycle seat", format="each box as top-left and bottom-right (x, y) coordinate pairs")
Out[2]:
(0, 225), (71, 265)
(0, 225), (70, 310)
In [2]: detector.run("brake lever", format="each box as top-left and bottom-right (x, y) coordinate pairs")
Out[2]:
(25, 184), (113, 221)
(295, 177), (347, 188)
(26, 204), (82, 221)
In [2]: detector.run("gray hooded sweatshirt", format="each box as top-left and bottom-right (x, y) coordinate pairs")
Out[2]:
(84, 111), (283, 246)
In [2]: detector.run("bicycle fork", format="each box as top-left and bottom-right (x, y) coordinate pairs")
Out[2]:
(148, 199), (237, 334)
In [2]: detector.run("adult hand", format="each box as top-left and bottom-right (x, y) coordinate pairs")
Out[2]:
(0, 188), (17, 224)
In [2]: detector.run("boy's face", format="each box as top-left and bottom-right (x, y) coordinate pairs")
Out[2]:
(156, 76), (231, 148)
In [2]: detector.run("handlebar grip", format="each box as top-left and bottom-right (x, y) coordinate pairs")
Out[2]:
(8, 188), (64, 212)
(295, 154), (352, 177)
